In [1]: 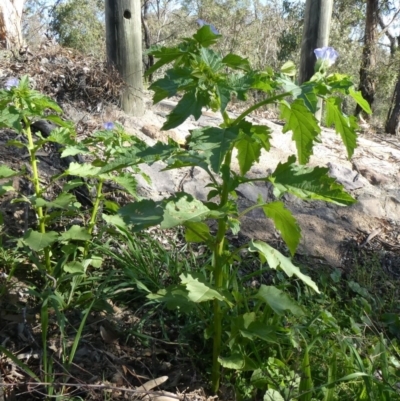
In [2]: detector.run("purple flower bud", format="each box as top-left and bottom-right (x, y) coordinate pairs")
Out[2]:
(314, 47), (338, 67)
(196, 19), (219, 35)
(103, 122), (115, 130)
(5, 77), (19, 90)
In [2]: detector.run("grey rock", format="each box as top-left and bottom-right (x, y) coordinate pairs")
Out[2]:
(236, 183), (270, 203)
(327, 162), (365, 190)
(124, 98), (400, 267)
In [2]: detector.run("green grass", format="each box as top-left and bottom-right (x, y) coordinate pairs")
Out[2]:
(1, 227), (399, 400)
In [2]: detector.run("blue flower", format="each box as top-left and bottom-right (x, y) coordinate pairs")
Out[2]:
(5, 77), (19, 90)
(314, 47), (338, 67)
(196, 19), (219, 35)
(103, 122), (115, 130)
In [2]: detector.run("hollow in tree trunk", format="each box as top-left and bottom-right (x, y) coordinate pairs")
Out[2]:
(105, 0), (144, 117)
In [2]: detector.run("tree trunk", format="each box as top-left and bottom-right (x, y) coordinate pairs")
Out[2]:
(142, 0), (154, 82)
(105, 0), (144, 116)
(0, 0), (24, 49)
(355, 0), (378, 117)
(385, 80), (400, 135)
(299, 0), (333, 121)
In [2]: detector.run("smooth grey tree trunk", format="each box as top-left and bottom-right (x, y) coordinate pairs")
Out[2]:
(105, 0), (144, 116)
(299, 0), (333, 121)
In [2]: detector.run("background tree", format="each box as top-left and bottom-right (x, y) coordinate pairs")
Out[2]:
(355, 0), (379, 117)
(142, 0), (155, 81)
(385, 77), (400, 134)
(299, 0), (333, 84)
(380, 1), (400, 134)
(0, 0), (24, 49)
(49, 0), (105, 56)
(299, 0), (333, 121)
(23, 0), (52, 48)
(105, 0), (144, 116)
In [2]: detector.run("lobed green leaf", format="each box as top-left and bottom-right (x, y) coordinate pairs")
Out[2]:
(249, 240), (319, 293)
(22, 229), (59, 251)
(262, 201), (301, 256)
(184, 221), (213, 243)
(219, 353), (258, 371)
(145, 46), (185, 77)
(46, 193), (77, 209)
(193, 25), (221, 47)
(349, 88), (372, 115)
(149, 67), (194, 104)
(59, 225), (91, 241)
(235, 122), (271, 175)
(189, 127), (239, 173)
(66, 162), (101, 177)
(118, 199), (164, 230)
(269, 156), (356, 206)
(162, 89), (208, 130)
(326, 97), (358, 159)
(0, 165), (19, 178)
(147, 286), (195, 312)
(48, 127), (76, 146)
(280, 60), (296, 76)
(280, 99), (321, 164)
(199, 47), (223, 72)
(256, 285), (304, 316)
(161, 194), (210, 229)
(180, 273), (226, 303)
(63, 261), (85, 274)
(0, 106), (22, 132)
(101, 173), (138, 196)
(61, 145), (91, 157)
(222, 54), (251, 72)
(0, 182), (14, 196)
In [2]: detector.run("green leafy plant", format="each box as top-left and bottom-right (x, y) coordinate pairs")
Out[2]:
(0, 77), (147, 279)
(0, 76), (151, 397)
(115, 27), (371, 393)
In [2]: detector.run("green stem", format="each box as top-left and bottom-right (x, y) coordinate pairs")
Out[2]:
(211, 225), (224, 393)
(24, 118), (51, 271)
(231, 92), (291, 126)
(238, 202), (268, 219)
(211, 149), (233, 394)
(222, 110), (231, 126)
(84, 179), (103, 257)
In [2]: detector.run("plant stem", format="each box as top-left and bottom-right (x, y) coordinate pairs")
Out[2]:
(211, 148), (233, 394)
(231, 92), (291, 126)
(211, 226), (224, 393)
(24, 118), (51, 271)
(84, 179), (103, 257)
(238, 202), (269, 219)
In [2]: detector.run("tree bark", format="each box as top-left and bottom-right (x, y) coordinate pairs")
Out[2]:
(105, 0), (144, 116)
(142, 0), (154, 82)
(385, 81), (400, 135)
(0, 0), (24, 49)
(355, 0), (378, 117)
(299, 0), (333, 121)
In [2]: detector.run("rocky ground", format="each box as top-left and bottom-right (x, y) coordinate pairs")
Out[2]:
(112, 97), (400, 275)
